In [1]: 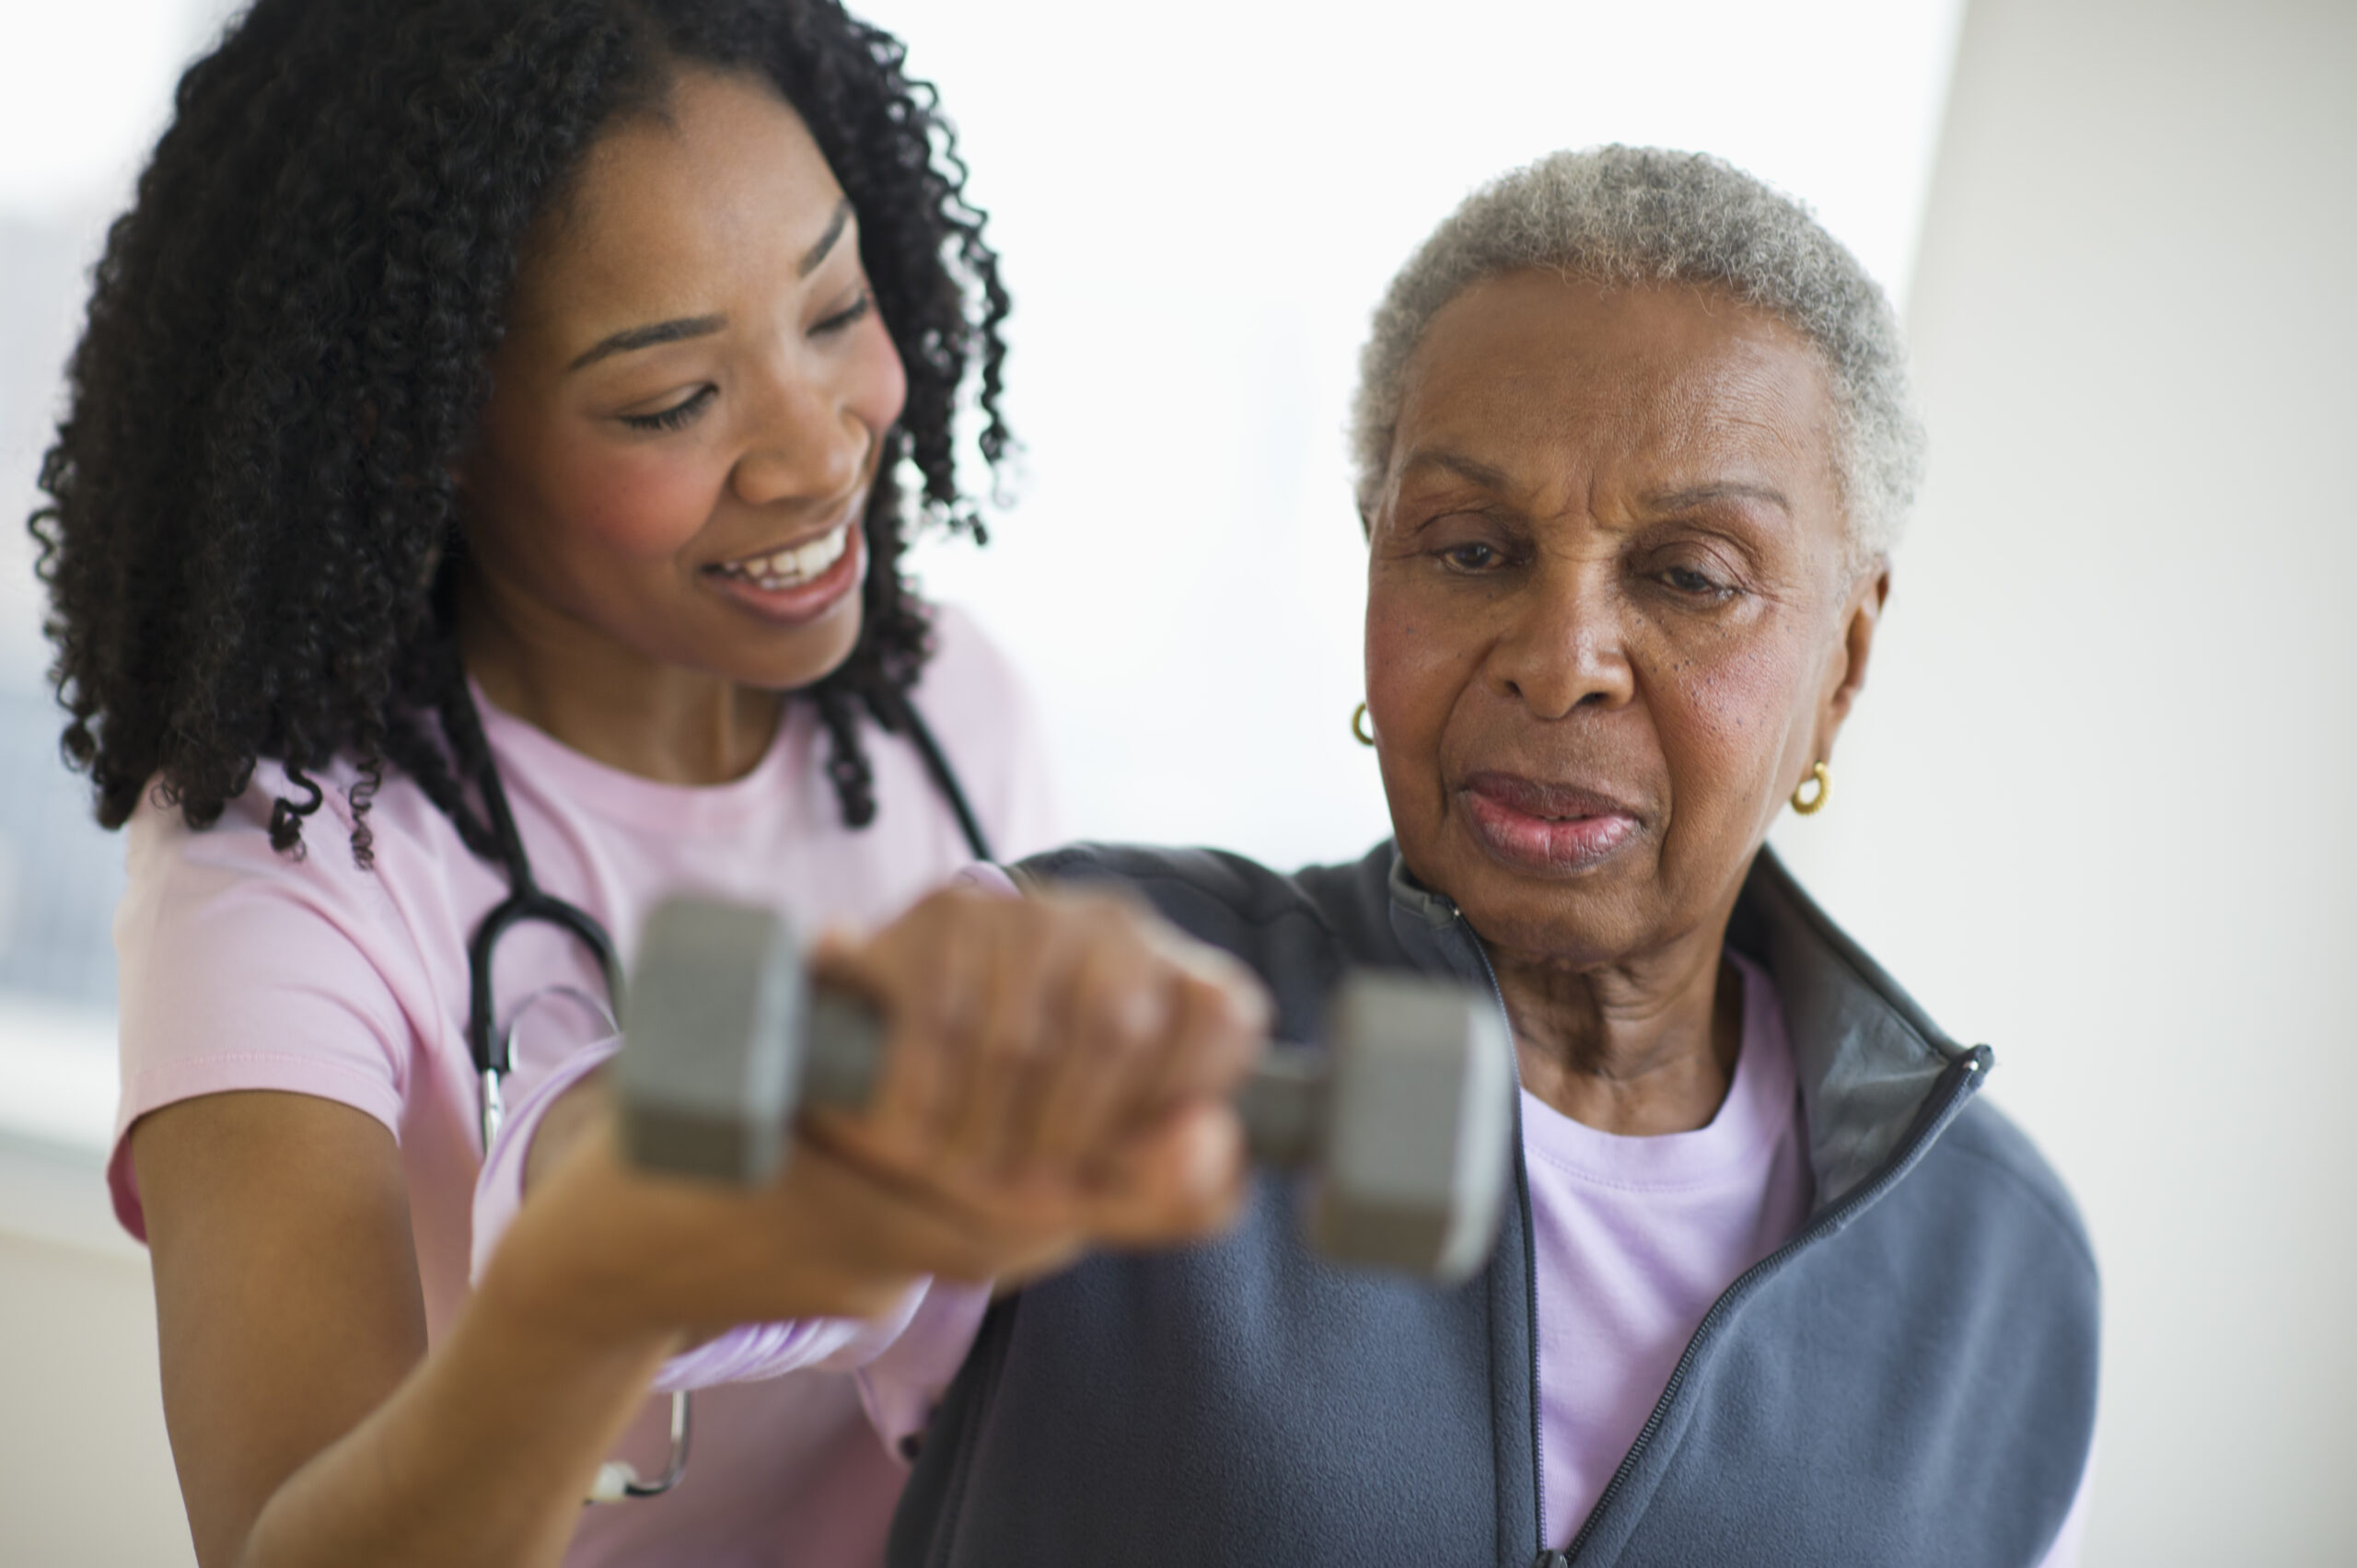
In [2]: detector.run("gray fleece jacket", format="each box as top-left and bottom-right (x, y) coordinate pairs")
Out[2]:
(887, 842), (2099, 1568)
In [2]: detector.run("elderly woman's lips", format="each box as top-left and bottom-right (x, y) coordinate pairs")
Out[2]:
(1458, 774), (1640, 873)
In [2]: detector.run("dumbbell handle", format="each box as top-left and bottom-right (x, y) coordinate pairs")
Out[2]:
(798, 985), (1329, 1167)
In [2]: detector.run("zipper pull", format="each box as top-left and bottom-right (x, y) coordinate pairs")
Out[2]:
(1532, 1552), (1572, 1567)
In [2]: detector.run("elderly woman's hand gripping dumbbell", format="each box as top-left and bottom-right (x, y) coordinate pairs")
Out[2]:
(621, 894), (1512, 1282)
(476, 884), (1508, 1365)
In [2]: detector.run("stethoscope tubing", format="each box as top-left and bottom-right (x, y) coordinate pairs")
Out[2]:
(459, 683), (993, 1502)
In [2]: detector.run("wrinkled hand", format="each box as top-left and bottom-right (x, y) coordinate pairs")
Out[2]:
(484, 886), (1271, 1351)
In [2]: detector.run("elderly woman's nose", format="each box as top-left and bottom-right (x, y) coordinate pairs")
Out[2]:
(1492, 572), (1637, 719)
(730, 369), (869, 507)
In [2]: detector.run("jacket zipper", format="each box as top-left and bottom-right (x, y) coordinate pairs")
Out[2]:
(923, 1295), (1023, 1568)
(1445, 909), (1556, 1568)
(1554, 1042), (1990, 1562)
(1456, 904), (1986, 1564)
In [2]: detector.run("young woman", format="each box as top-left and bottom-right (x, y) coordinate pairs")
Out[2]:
(30, 2), (1248, 1562)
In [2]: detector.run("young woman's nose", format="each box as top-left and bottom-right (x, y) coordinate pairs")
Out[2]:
(730, 368), (870, 509)
(1491, 559), (1636, 720)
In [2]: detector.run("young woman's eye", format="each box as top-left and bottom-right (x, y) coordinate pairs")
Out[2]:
(619, 385), (716, 433)
(815, 291), (874, 335)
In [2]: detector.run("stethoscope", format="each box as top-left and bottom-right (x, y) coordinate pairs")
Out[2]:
(461, 683), (993, 1503)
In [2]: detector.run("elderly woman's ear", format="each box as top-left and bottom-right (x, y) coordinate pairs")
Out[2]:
(1807, 564), (1892, 785)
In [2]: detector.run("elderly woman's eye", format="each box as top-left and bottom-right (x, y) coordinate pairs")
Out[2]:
(1663, 563), (1729, 596)
(1441, 542), (1502, 571)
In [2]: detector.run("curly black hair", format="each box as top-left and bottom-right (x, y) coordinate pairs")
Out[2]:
(30, 0), (1011, 867)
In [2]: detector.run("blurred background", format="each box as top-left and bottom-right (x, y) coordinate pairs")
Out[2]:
(0, 0), (2348, 1561)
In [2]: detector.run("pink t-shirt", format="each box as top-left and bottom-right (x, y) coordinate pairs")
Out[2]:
(1521, 948), (1813, 1545)
(111, 605), (1056, 1568)
(525, 930), (2087, 1562)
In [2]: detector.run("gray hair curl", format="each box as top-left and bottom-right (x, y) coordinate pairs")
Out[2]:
(1350, 145), (1924, 563)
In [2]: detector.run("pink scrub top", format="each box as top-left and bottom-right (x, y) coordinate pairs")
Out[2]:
(110, 606), (1058, 1568)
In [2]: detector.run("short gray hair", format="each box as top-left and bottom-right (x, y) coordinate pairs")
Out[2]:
(1350, 145), (1924, 563)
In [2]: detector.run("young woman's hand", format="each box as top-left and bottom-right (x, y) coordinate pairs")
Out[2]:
(482, 885), (1271, 1353)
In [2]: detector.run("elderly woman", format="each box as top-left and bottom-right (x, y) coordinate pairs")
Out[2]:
(481, 147), (2096, 1566)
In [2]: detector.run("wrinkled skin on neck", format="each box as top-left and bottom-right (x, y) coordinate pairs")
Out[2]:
(1364, 271), (1887, 1134)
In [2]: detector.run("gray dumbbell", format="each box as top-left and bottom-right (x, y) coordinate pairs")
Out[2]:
(615, 896), (1515, 1283)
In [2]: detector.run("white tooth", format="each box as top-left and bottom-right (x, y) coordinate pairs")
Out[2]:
(731, 525), (848, 588)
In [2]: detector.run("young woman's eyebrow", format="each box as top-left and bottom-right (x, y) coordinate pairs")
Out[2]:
(797, 197), (853, 277)
(568, 313), (727, 371)
(564, 201), (853, 372)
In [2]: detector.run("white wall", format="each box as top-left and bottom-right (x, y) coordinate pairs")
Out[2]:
(869, 0), (1967, 865)
(0, 9), (1966, 1553)
(1768, 0), (2357, 1561)
(40, 0), (2340, 1560)
(0, 1137), (192, 1566)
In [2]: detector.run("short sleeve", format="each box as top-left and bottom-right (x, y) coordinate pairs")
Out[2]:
(110, 772), (430, 1239)
(467, 1039), (990, 1404)
(469, 1034), (615, 1283)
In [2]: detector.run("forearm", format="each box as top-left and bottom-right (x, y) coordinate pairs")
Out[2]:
(226, 1107), (910, 1568)
(237, 1285), (672, 1568)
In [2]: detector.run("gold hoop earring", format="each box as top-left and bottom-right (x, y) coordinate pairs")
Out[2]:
(1351, 702), (1376, 748)
(1790, 761), (1830, 816)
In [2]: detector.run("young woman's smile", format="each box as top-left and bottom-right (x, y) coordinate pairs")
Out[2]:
(458, 67), (910, 780)
(701, 506), (868, 625)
